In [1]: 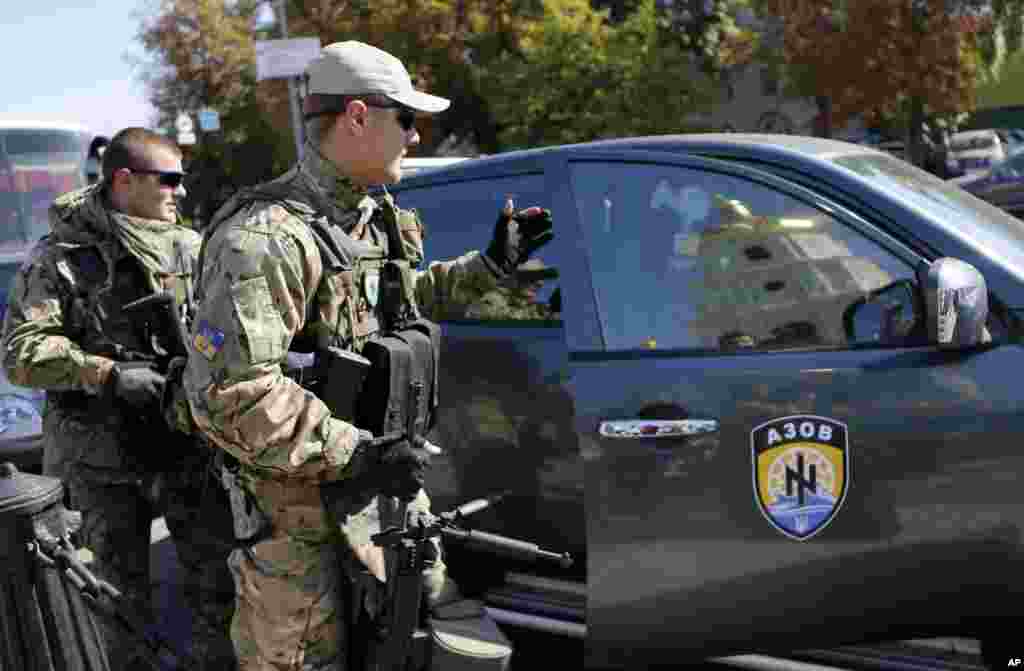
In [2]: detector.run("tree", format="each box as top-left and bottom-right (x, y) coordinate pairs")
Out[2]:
(136, 0), (294, 222)
(758, 0), (1024, 164)
(657, 0), (761, 74)
(480, 0), (719, 148)
(134, 0), (722, 185)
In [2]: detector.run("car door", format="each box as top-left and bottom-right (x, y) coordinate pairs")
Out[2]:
(554, 150), (1024, 668)
(394, 159), (586, 605)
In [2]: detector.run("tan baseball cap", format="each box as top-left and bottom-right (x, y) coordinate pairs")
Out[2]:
(305, 41), (450, 114)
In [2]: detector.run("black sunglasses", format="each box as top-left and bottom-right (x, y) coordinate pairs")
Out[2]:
(128, 168), (187, 189)
(305, 99), (417, 132)
(367, 103), (417, 132)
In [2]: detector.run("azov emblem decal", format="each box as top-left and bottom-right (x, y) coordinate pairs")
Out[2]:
(751, 415), (849, 541)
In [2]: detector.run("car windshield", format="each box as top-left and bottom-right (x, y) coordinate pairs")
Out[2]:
(950, 133), (995, 152)
(830, 152), (1024, 280)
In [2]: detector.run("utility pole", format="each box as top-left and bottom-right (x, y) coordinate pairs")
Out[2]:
(276, 0), (306, 159)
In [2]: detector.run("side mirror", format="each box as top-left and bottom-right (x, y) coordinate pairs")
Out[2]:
(921, 258), (989, 349)
(843, 279), (921, 344)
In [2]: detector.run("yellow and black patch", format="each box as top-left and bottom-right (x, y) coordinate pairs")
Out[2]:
(751, 415), (849, 541)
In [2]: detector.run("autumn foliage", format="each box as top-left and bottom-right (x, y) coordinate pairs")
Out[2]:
(763, 0), (983, 127)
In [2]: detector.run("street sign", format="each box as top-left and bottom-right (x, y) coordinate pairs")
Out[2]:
(175, 113), (194, 134)
(255, 37), (321, 81)
(177, 131), (197, 146)
(197, 108), (221, 132)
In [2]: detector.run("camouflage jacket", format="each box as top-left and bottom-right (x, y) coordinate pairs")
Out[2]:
(1, 184), (200, 473)
(183, 143), (503, 482)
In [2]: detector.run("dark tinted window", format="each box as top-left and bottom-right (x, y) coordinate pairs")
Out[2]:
(397, 173), (562, 325)
(571, 160), (918, 352)
(995, 151), (1024, 177)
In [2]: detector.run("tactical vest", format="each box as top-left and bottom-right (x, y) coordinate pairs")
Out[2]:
(52, 239), (192, 408)
(203, 172), (423, 352)
(200, 171), (439, 435)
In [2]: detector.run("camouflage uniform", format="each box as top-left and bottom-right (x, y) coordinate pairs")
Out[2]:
(1, 184), (237, 670)
(183, 142), (502, 671)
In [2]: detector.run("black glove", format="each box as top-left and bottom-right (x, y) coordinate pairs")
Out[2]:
(377, 440), (431, 500)
(108, 364), (166, 408)
(485, 205), (554, 275)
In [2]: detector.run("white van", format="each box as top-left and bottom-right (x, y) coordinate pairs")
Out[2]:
(0, 120), (90, 249)
(948, 128), (1009, 175)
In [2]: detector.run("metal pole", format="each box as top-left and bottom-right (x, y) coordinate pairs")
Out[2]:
(276, 0), (305, 159)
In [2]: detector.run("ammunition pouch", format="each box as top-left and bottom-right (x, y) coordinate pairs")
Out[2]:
(282, 347), (372, 424)
(219, 456), (271, 544)
(356, 319), (441, 438)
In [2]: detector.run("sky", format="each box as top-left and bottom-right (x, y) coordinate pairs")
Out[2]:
(0, 1), (159, 140)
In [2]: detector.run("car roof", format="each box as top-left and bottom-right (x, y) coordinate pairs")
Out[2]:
(395, 133), (888, 188)
(0, 120), (90, 133)
(0, 246), (29, 267)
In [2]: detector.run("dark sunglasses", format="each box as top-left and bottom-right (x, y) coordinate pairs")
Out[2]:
(127, 168), (187, 189)
(305, 99), (417, 132)
(367, 103), (417, 132)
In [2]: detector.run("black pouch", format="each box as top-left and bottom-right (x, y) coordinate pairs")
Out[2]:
(356, 319), (441, 437)
(317, 347), (372, 423)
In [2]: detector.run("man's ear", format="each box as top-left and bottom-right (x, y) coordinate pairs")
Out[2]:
(109, 168), (132, 189)
(345, 99), (370, 135)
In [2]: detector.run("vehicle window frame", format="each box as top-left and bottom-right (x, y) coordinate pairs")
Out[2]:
(391, 167), (566, 329)
(566, 153), (933, 357)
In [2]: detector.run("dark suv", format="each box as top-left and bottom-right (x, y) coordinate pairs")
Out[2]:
(395, 134), (1024, 669)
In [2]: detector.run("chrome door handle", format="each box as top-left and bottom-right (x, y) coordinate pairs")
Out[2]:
(598, 419), (719, 439)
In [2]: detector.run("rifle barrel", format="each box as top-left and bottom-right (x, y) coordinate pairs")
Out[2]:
(441, 527), (573, 568)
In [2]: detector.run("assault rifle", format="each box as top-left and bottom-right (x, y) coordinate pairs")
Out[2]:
(323, 445), (573, 671)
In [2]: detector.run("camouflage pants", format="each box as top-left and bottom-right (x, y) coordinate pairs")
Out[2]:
(68, 463), (237, 671)
(226, 473), (343, 671)
(227, 481), (445, 671)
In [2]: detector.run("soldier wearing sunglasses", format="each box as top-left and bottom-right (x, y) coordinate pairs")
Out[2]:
(1, 127), (237, 670)
(181, 41), (554, 670)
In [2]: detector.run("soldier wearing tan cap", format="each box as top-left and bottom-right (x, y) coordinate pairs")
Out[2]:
(182, 41), (553, 670)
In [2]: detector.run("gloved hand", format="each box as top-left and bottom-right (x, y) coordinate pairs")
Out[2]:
(319, 425), (375, 469)
(108, 364), (165, 408)
(485, 202), (554, 275)
(377, 440), (431, 500)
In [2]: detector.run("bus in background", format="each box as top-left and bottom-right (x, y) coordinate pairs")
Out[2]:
(0, 120), (90, 250)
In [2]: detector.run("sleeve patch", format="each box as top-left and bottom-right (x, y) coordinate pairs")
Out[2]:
(194, 320), (226, 360)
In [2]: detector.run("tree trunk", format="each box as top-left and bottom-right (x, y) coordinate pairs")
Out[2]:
(907, 95), (926, 167)
(816, 95), (832, 138)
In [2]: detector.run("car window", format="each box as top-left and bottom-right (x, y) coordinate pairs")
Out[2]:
(570, 160), (920, 352)
(951, 133), (996, 152)
(396, 173), (562, 325)
(999, 151), (1024, 177)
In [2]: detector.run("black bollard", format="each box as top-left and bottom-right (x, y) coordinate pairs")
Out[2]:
(0, 462), (110, 671)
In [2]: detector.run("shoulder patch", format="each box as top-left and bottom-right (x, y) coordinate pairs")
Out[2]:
(193, 320), (226, 360)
